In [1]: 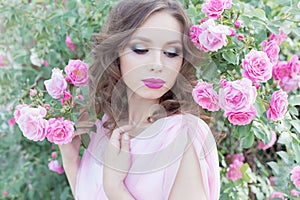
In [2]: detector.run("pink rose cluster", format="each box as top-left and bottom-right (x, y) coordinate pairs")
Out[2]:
(44, 59), (89, 103)
(190, 19), (233, 52)
(14, 104), (75, 144)
(272, 55), (300, 92)
(291, 166), (300, 190)
(266, 90), (288, 121)
(48, 160), (64, 174)
(219, 78), (257, 125)
(202, 0), (232, 19)
(226, 153), (244, 181)
(192, 81), (220, 111)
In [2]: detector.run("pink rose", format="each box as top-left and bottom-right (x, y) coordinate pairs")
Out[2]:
(237, 33), (244, 41)
(43, 60), (49, 67)
(291, 166), (300, 190)
(279, 74), (300, 92)
(242, 50), (273, 82)
(298, 2), (300, 9)
(269, 29), (287, 46)
(266, 90), (288, 121)
(272, 61), (288, 81)
(65, 59), (89, 87)
(2, 190), (8, 197)
(226, 106), (257, 125)
(226, 153), (245, 163)
(269, 176), (275, 186)
(14, 104), (29, 121)
(190, 19), (232, 52)
(262, 40), (280, 64)
(60, 90), (73, 105)
(51, 151), (58, 159)
(271, 191), (285, 200)
(258, 131), (277, 150)
(65, 35), (75, 51)
(287, 55), (300, 74)
(202, 0), (232, 19)
(16, 106), (48, 141)
(290, 189), (299, 197)
(48, 160), (64, 174)
(226, 159), (243, 181)
(219, 78), (257, 113)
(192, 81), (220, 111)
(44, 68), (68, 99)
(47, 118), (74, 145)
(234, 20), (244, 29)
(7, 118), (15, 126)
(29, 88), (37, 97)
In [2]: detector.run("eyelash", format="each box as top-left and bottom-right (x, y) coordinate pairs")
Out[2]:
(131, 47), (181, 58)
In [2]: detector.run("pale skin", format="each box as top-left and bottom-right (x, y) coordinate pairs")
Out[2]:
(59, 11), (208, 199)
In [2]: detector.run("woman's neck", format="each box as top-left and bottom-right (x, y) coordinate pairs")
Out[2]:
(126, 89), (159, 127)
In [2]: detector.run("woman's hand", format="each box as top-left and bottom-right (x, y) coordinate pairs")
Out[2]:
(103, 125), (134, 198)
(58, 109), (95, 196)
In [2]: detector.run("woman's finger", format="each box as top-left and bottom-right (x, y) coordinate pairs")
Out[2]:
(110, 125), (134, 150)
(120, 133), (130, 153)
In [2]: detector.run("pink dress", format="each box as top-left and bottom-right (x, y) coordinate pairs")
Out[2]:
(75, 113), (220, 200)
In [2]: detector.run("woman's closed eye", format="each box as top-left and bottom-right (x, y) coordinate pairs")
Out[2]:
(164, 48), (181, 58)
(132, 47), (149, 54)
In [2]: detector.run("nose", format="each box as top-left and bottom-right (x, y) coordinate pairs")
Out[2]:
(149, 49), (163, 72)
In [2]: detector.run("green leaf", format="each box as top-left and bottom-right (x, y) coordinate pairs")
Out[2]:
(277, 132), (292, 145)
(266, 25), (279, 35)
(276, 151), (290, 164)
(240, 163), (251, 182)
(289, 95), (300, 105)
(222, 51), (237, 65)
(251, 8), (267, 21)
(289, 106), (299, 116)
(267, 161), (279, 175)
(255, 29), (267, 45)
(242, 131), (254, 148)
(291, 120), (300, 133)
(292, 142), (300, 163)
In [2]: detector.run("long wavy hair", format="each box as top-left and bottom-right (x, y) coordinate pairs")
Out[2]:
(89, 0), (206, 135)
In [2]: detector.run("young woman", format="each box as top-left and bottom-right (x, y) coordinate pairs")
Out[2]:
(59, 0), (220, 199)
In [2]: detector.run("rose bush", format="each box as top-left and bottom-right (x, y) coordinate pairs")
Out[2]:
(0, 0), (299, 199)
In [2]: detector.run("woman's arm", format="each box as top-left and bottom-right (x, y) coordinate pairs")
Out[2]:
(168, 139), (208, 200)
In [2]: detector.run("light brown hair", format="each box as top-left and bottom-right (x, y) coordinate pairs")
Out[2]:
(89, 0), (205, 135)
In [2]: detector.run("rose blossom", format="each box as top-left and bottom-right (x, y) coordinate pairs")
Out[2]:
(258, 131), (277, 150)
(242, 50), (273, 82)
(226, 154), (245, 163)
(51, 151), (58, 159)
(7, 118), (15, 126)
(65, 59), (89, 87)
(298, 2), (300, 9)
(16, 106), (48, 141)
(202, 0), (232, 19)
(269, 176), (275, 186)
(269, 29), (287, 46)
(44, 68), (68, 99)
(287, 55), (300, 74)
(29, 88), (37, 97)
(48, 160), (64, 174)
(234, 20), (244, 29)
(47, 118), (74, 145)
(290, 189), (299, 197)
(192, 81), (220, 111)
(65, 35), (75, 51)
(219, 78), (257, 113)
(226, 106), (257, 125)
(226, 159), (243, 181)
(14, 104), (29, 121)
(272, 61), (288, 81)
(291, 166), (300, 190)
(262, 40), (280, 64)
(270, 191), (285, 200)
(190, 19), (232, 52)
(280, 74), (300, 92)
(266, 90), (288, 121)
(237, 33), (244, 41)
(43, 60), (49, 67)
(2, 190), (8, 197)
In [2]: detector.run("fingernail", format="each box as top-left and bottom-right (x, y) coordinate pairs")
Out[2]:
(123, 133), (129, 140)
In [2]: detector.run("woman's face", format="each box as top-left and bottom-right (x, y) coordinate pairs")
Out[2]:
(119, 11), (183, 100)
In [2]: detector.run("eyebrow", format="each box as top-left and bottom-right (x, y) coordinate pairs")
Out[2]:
(130, 36), (182, 45)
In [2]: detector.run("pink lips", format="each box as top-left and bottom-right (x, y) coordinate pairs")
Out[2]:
(142, 78), (165, 89)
